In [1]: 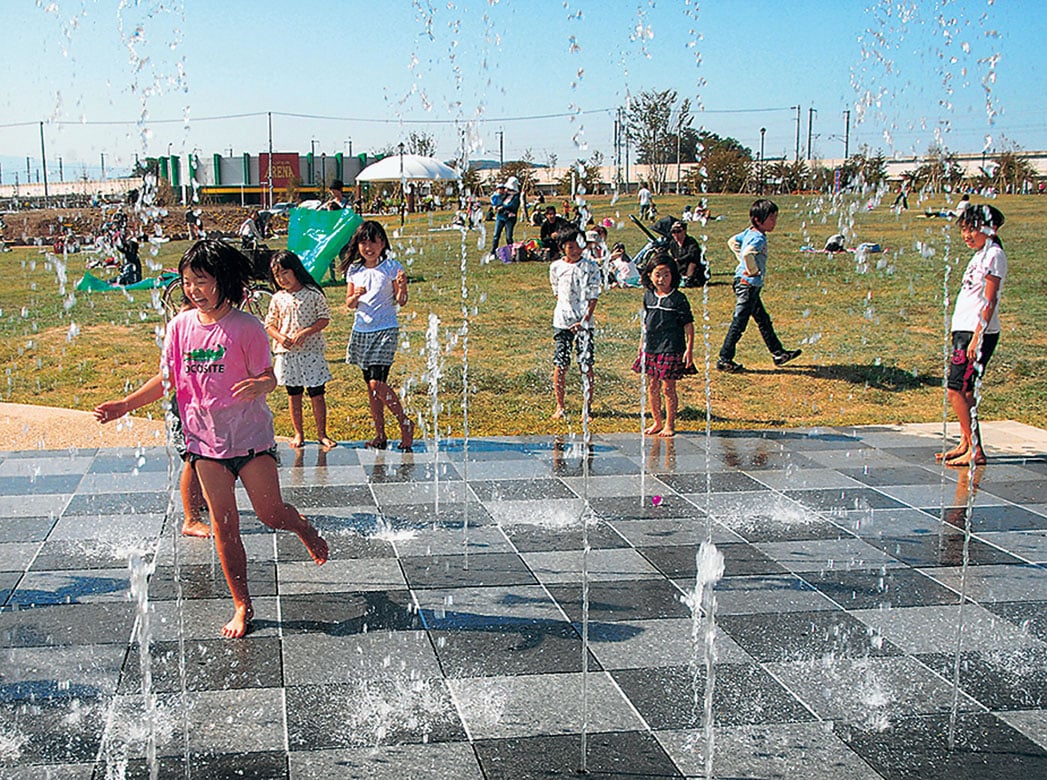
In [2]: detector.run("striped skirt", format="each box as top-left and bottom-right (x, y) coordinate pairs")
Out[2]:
(631, 351), (697, 380)
(346, 327), (399, 369)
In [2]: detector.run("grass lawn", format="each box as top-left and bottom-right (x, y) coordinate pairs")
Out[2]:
(2, 193), (1043, 443)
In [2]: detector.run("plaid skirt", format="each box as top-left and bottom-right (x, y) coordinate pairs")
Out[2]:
(631, 351), (697, 380)
(346, 327), (399, 369)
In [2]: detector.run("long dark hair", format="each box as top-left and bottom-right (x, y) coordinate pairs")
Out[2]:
(957, 203), (1005, 248)
(178, 239), (252, 306)
(338, 220), (390, 276)
(270, 250), (324, 295)
(640, 250), (680, 291)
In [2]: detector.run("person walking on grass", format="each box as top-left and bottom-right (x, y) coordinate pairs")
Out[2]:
(264, 250), (337, 449)
(937, 204), (1006, 468)
(632, 251), (695, 437)
(550, 226), (602, 420)
(339, 220), (415, 451)
(94, 239), (329, 639)
(716, 199), (802, 373)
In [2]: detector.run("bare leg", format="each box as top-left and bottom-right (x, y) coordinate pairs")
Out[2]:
(552, 366), (567, 418)
(365, 379), (387, 446)
(238, 455), (329, 564)
(179, 460), (210, 538)
(193, 460), (253, 638)
(944, 388), (987, 466)
(661, 378), (678, 437)
(368, 379), (411, 448)
(645, 376), (664, 435)
(288, 394), (305, 448)
(310, 394), (337, 448)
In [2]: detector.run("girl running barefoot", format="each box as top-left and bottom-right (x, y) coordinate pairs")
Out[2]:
(94, 239), (328, 638)
(264, 250), (337, 449)
(339, 221), (415, 451)
(632, 251), (695, 437)
(937, 204), (1007, 468)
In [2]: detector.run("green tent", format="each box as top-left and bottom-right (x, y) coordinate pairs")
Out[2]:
(75, 271), (178, 292)
(286, 207), (362, 281)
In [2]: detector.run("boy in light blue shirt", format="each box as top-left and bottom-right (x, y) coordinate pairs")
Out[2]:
(716, 199), (801, 372)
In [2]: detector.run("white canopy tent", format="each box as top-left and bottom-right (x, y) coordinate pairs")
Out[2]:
(356, 153), (458, 182)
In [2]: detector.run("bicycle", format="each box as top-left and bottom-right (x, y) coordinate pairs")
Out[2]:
(160, 277), (274, 323)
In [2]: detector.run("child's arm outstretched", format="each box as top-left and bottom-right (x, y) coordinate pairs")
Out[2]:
(683, 321), (695, 367)
(93, 373), (166, 423)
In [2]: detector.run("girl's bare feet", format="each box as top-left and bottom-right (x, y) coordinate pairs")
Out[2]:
(936, 442), (968, 463)
(644, 422), (664, 435)
(221, 603), (254, 639)
(296, 515), (330, 564)
(658, 428), (676, 438)
(945, 449), (987, 468)
(289, 436), (305, 449)
(319, 437), (338, 449)
(365, 437), (387, 449)
(180, 518), (212, 538)
(552, 407), (566, 420)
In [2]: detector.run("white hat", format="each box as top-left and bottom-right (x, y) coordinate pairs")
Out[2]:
(504, 176), (520, 193)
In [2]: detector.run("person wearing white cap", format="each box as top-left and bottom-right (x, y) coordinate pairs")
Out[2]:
(490, 176), (521, 256)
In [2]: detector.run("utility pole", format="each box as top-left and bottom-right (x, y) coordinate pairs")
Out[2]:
(39, 122), (49, 207)
(791, 105), (800, 162)
(759, 127), (766, 194)
(807, 107), (817, 160)
(496, 130), (504, 174)
(843, 110), (851, 160)
(267, 111), (274, 209)
(100, 152), (106, 180)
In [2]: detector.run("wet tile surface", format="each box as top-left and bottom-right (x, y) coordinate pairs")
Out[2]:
(1, 426), (1045, 777)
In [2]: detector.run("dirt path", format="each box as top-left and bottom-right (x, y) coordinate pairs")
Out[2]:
(0, 402), (166, 451)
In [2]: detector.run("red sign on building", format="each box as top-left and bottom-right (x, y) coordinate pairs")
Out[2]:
(259, 153), (301, 190)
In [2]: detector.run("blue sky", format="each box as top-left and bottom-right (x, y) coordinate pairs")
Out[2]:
(0, 0), (1039, 181)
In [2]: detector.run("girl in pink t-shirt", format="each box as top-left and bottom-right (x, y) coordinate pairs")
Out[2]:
(95, 240), (328, 639)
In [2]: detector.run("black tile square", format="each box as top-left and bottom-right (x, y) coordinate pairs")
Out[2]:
(470, 478), (576, 501)
(612, 663), (813, 729)
(62, 491), (170, 515)
(280, 484), (375, 508)
(400, 552), (536, 589)
(836, 712), (1047, 780)
(148, 562), (277, 600)
(120, 637), (283, 693)
(502, 522), (627, 552)
(0, 700), (105, 763)
(123, 751), (289, 779)
(0, 515), (56, 543)
(985, 601), (1047, 642)
(800, 567), (963, 609)
(286, 682), (466, 749)
(380, 501), (495, 528)
(88, 451), (170, 473)
(660, 471), (768, 494)
(275, 521), (395, 560)
(727, 515), (853, 543)
(918, 649), (1047, 711)
(920, 504), (1047, 532)
(0, 602), (135, 647)
(863, 533), (1021, 567)
(641, 543), (787, 578)
(474, 730), (683, 779)
(785, 487), (906, 512)
(590, 494), (704, 521)
(840, 467), (945, 486)
(717, 610), (903, 662)
(280, 589), (420, 635)
(981, 479), (1047, 506)
(548, 580), (691, 623)
(429, 620), (598, 677)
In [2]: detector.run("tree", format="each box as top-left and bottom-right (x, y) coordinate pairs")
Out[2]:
(406, 131), (436, 157)
(557, 154), (603, 197)
(625, 89), (692, 193)
(683, 132), (753, 193)
(907, 145), (962, 194)
(987, 147), (1037, 194)
(766, 160), (811, 194)
(499, 150), (537, 195)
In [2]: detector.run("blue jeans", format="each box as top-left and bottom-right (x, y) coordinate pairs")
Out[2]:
(719, 280), (784, 362)
(491, 217), (516, 251)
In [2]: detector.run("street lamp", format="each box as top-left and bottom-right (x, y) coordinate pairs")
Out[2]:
(398, 142), (406, 226)
(759, 128), (766, 194)
(310, 138), (318, 184)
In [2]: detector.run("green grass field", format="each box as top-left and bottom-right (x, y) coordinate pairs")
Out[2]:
(2, 193), (1043, 443)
